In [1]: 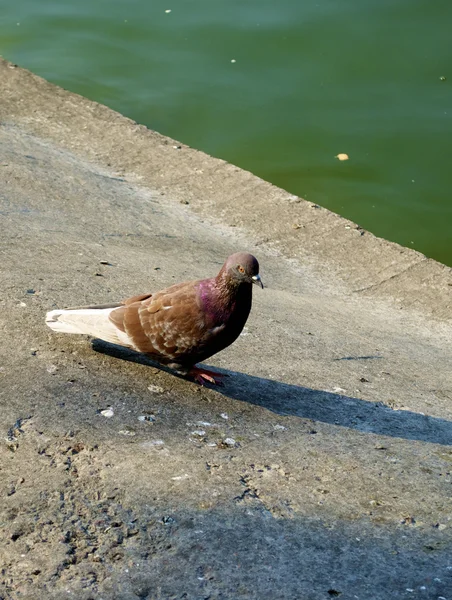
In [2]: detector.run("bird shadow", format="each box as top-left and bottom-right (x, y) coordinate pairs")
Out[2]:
(92, 340), (452, 446)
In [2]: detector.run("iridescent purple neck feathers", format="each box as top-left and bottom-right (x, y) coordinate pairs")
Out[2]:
(198, 252), (262, 323)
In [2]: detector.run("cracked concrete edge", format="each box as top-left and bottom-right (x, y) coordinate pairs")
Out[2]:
(1, 56), (451, 320)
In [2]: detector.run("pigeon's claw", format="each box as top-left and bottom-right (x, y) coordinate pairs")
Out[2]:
(189, 366), (228, 386)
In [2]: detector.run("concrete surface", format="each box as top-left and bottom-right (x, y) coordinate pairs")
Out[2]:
(0, 57), (451, 599)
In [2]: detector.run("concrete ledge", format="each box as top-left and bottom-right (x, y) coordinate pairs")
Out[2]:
(1, 57), (450, 319)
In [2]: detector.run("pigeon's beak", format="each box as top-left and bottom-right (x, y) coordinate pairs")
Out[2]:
(251, 274), (264, 289)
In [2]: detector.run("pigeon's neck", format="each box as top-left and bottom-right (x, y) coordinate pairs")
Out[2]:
(199, 274), (251, 322)
(217, 271), (248, 298)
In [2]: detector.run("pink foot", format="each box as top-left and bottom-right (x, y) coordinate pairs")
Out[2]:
(188, 366), (228, 386)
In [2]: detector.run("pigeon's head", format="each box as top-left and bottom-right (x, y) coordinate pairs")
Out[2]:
(222, 252), (263, 288)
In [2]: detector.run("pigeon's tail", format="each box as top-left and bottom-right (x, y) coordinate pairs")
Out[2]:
(45, 307), (132, 347)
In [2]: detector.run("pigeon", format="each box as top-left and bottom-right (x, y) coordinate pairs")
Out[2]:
(46, 252), (263, 384)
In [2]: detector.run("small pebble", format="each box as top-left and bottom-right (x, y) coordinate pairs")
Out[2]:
(138, 415), (155, 423)
(191, 430), (206, 437)
(46, 364), (58, 374)
(220, 413), (229, 420)
(141, 440), (164, 448)
(100, 408), (114, 418)
(162, 516), (175, 524)
(148, 385), (164, 394)
(223, 437), (236, 447)
(118, 429), (136, 436)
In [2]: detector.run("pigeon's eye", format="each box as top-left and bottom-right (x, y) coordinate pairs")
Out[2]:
(238, 265), (245, 274)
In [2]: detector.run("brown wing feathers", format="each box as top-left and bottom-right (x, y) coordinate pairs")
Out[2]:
(108, 282), (205, 363)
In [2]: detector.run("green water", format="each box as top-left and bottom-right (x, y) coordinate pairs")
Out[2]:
(1, 0), (451, 266)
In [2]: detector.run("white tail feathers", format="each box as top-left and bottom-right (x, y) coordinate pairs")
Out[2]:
(45, 308), (133, 347)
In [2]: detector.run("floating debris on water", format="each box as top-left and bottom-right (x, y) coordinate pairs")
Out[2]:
(335, 153), (349, 161)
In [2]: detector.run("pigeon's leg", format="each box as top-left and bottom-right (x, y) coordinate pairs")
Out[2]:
(188, 366), (228, 386)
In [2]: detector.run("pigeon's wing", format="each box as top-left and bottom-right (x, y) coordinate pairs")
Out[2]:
(109, 280), (211, 364)
(60, 293), (153, 311)
(123, 293), (154, 305)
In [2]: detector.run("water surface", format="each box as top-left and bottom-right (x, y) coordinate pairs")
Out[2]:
(1, 0), (451, 265)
